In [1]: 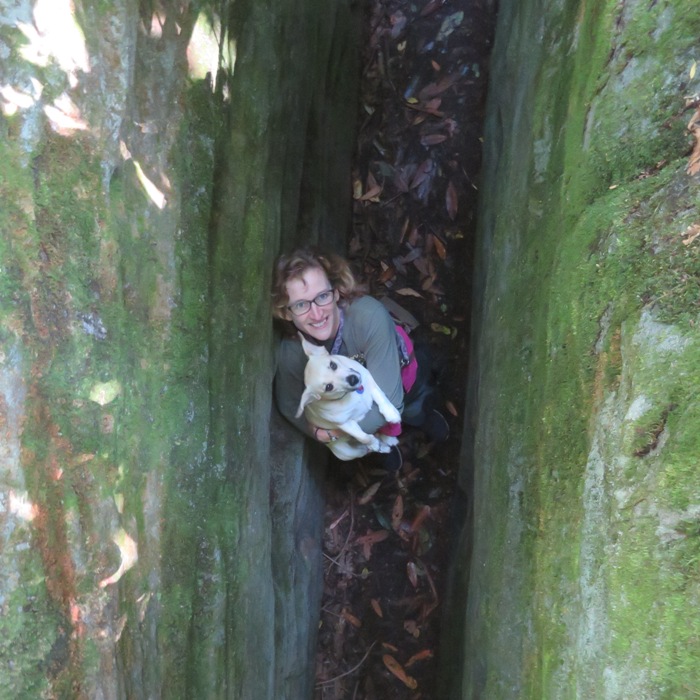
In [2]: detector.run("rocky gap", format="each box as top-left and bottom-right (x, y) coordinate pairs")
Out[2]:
(312, 0), (496, 697)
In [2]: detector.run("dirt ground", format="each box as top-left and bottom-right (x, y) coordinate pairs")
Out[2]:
(313, 1), (496, 698)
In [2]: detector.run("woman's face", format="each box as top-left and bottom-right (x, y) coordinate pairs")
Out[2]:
(284, 266), (340, 343)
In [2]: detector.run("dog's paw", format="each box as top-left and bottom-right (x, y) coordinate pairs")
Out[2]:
(366, 437), (382, 452)
(378, 435), (399, 447)
(380, 403), (401, 425)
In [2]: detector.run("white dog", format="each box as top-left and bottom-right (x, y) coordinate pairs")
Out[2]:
(295, 335), (401, 461)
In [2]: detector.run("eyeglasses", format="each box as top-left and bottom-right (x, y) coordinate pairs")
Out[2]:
(287, 289), (336, 316)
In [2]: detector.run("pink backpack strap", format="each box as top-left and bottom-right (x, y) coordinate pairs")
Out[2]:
(378, 325), (418, 438)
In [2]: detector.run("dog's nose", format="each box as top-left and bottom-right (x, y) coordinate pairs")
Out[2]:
(347, 374), (359, 387)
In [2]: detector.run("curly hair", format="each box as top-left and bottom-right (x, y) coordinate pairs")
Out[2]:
(271, 247), (366, 320)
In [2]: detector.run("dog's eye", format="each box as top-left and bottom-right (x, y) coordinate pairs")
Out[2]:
(329, 361), (337, 370)
(325, 383), (333, 392)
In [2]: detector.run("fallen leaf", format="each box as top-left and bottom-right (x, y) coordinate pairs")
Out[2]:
(682, 223), (700, 246)
(418, 74), (459, 101)
(420, 0), (445, 17)
(391, 494), (404, 530)
(437, 11), (464, 42)
(341, 608), (362, 628)
(410, 158), (434, 189)
(389, 10), (407, 37)
(358, 481), (381, 504)
(359, 171), (382, 201)
(691, 60), (697, 81)
(407, 561), (419, 587)
(430, 322), (454, 335)
(686, 107), (700, 175)
(396, 287), (424, 298)
(99, 528), (138, 588)
(420, 133), (448, 146)
(378, 265), (396, 284)
(397, 247), (423, 264)
(404, 619), (420, 638)
(432, 233), (448, 260)
(355, 529), (389, 546)
(421, 274), (437, 291)
(413, 256), (432, 278)
(382, 655), (418, 689)
(371, 598), (383, 618)
(353, 178), (363, 199)
(446, 180), (458, 220)
(405, 649), (434, 667)
(445, 399), (459, 417)
(358, 183), (382, 201)
(410, 505), (431, 532)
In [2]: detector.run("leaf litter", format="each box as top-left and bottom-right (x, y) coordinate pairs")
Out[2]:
(314, 0), (495, 697)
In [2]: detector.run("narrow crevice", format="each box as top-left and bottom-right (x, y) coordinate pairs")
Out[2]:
(312, 0), (497, 696)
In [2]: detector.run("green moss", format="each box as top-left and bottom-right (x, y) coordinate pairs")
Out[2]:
(461, 0), (700, 695)
(0, 562), (60, 699)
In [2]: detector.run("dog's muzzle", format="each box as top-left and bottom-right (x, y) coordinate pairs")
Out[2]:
(346, 372), (364, 394)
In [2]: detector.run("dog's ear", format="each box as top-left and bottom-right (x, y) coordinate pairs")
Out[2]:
(295, 387), (321, 418)
(299, 333), (329, 357)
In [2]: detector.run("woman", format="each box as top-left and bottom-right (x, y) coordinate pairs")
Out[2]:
(272, 247), (447, 470)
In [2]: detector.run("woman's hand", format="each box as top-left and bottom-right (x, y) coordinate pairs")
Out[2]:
(312, 425), (342, 443)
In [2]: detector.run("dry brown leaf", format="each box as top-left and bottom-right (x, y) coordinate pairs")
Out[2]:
(413, 256), (432, 277)
(420, 0), (446, 16)
(446, 180), (458, 220)
(341, 608), (362, 628)
(382, 655), (418, 689)
(686, 107), (700, 175)
(404, 620), (420, 638)
(396, 287), (424, 298)
(407, 226), (421, 247)
(418, 74), (459, 101)
(424, 98), (444, 115)
(399, 218), (411, 243)
(359, 183), (383, 201)
(378, 265), (396, 284)
(410, 158), (434, 189)
(352, 178), (363, 199)
(355, 529), (389, 546)
(421, 274), (437, 291)
(445, 399), (459, 417)
(407, 561), (419, 587)
(405, 649), (434, 667)
(410, 505), (431, 532)
(432, 234), (447, 260)
(682, 223), (700, 246)
(358, 481), (381, 504)
(371, 598), (383, 618)
(421, 133), (448, 146)
(391, 494), (404, 530)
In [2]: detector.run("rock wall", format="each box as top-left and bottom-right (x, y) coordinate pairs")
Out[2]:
(447, 0), (700, 697)
(0, 0), (358, 698)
